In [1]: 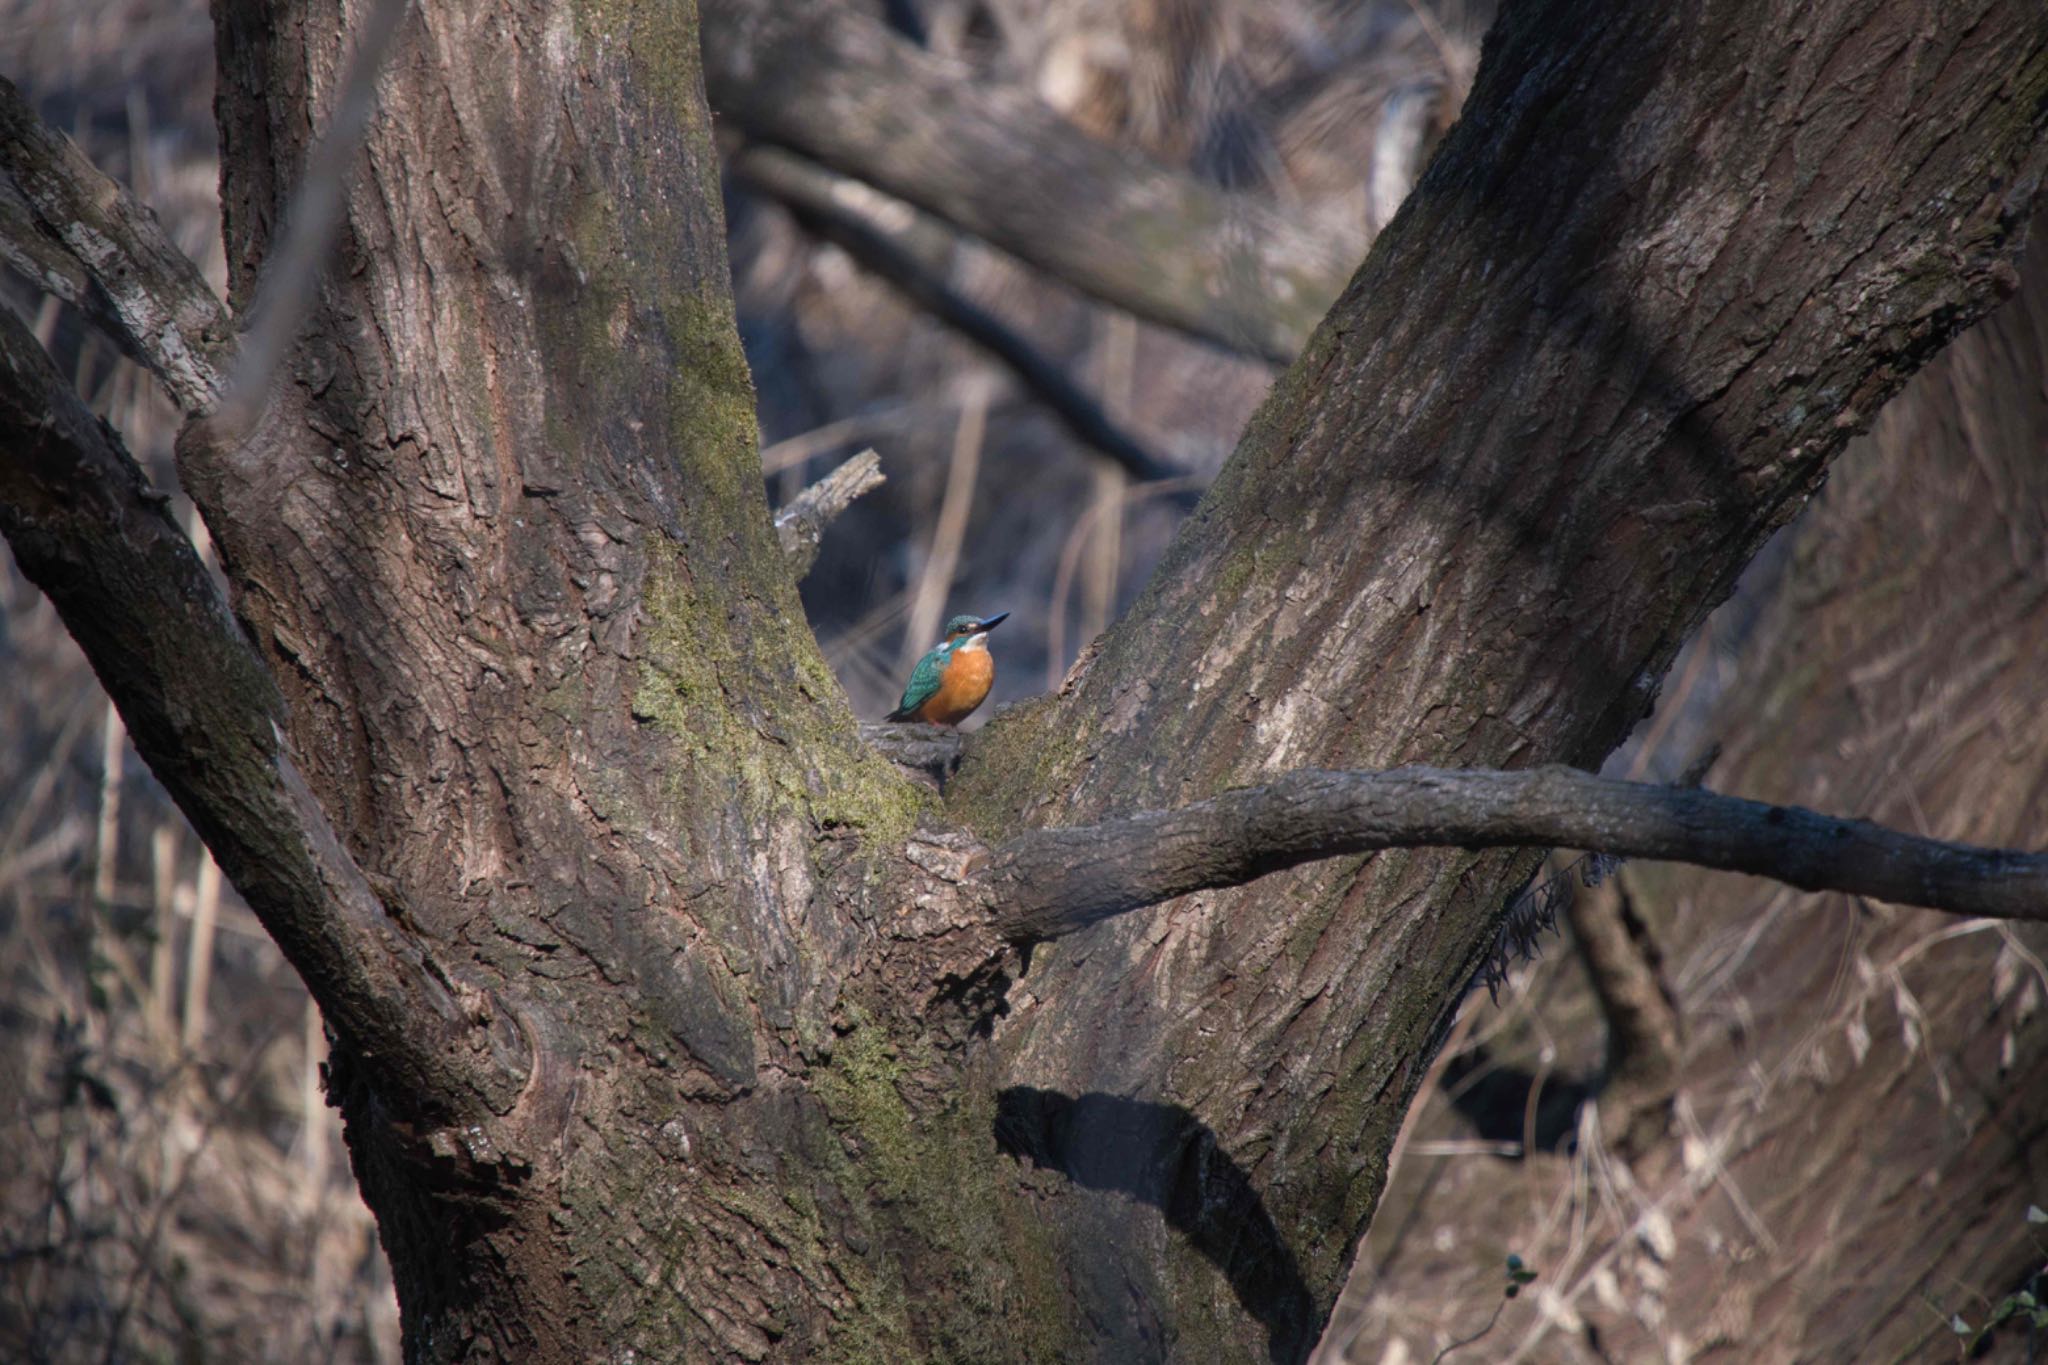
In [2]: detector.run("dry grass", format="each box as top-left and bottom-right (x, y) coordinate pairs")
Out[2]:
(1, 5), (395, 1357)
(0, 547), (399, 1364)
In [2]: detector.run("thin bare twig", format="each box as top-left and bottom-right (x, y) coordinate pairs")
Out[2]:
(1430, 1294), (1509, 1364)
(98, 1028), (291, 1362)
(179, 852), (222, 1054)
(1, 689), (96, 860)
(899, 384), (988, 674)
(0, 817), (87, 903)
(299, 998), (328, 1190)
(1047, 474), (1199, 689)
(92, 703), (124, 906)
(1080, 313), (1138, 644)
(147, 825), (178, 1043)
(760, 403), (912, 476)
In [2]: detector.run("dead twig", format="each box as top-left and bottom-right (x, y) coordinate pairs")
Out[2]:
(773, 448), (886, 576)
(980, 765), (2048, 941)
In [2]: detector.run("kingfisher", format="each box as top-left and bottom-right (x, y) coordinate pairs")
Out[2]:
(886, 612), (1010, 725)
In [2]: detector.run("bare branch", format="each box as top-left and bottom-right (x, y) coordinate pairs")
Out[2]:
(0, 304), (523, 1119)
(1565, 869), (1681, 1156)
(733, 145), (1185, 485)
(0, 178), (155, 372)
(701, 0), (1359, 362)
(979, 766), (2048, 941)
(0, 0), (403, 427)
(0, 74), (231, 416)
(773, 447), (885, 575)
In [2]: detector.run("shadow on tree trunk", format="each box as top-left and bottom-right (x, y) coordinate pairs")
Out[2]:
(995, 1086), (1318, 1363)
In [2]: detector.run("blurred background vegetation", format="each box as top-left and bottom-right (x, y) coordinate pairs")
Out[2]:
(5, 1), (2043, 1362)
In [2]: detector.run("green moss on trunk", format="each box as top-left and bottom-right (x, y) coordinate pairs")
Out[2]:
(809, 1009), (1071, 1363)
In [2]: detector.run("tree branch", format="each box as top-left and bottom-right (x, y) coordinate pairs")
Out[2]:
(0, 74), (231, 416)
(1565, 868), (1681, 1156)
(979, 766), (2048, 941)
(773, 446), (884, 575)
(701, 0), (1359, 362)
(0, 178), (155, 373)
(732, 145), (1185, 485)
(0, 303), (523, 1119)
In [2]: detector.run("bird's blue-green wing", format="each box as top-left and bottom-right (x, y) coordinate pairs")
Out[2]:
(887, 645), (948, 719)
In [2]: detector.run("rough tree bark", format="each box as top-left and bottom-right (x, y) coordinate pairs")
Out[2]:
(944, 3), (2048, 1355)
(0, 2), (2045, 1364)
(1342, 206), (2048, 1365)
(1578, 212), (2048, 1363)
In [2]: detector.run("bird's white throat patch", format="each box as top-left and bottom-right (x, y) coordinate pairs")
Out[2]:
(959, 633), (989, 652)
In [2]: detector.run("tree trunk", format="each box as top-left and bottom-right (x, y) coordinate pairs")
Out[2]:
(201, 0), (933, 1356)
(1594, 213), (2048, 1363)
(946, 5), (2048, 1357)
(2, 0), (2044, 1361)
(1332, 212), (2048, 1364)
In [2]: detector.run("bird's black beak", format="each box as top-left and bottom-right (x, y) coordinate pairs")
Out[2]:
(979, 612), (1010, 630)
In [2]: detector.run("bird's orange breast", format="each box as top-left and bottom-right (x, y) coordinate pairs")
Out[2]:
(913, 646), (995, 724)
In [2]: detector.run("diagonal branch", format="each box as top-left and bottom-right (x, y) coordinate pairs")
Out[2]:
(0, 178), (156, 373)
(0, 74), (231, 416)
(701, 0), (1359, 362)
(773, 446), (885, 575)
(732, 145), (1185, 484)
(0, 303), (523, 1119)
(978, 765), (2048, 941)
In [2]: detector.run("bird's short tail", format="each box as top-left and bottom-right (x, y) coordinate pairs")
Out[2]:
(884, 704), (915, 722)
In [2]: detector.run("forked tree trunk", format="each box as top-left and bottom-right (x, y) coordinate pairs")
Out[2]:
(6, 0), (2046, 1361)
